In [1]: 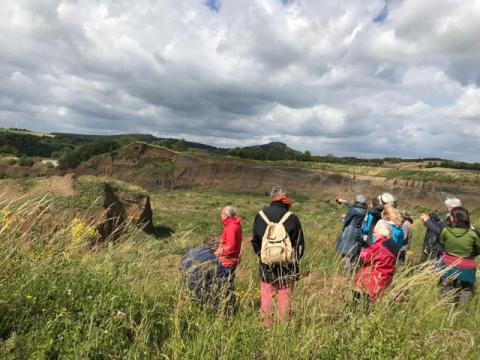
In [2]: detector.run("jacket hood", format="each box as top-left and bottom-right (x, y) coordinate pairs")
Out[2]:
(222, 216), (242, 226)
(446, 227), (471, 237)
(270, 201), (290, 210)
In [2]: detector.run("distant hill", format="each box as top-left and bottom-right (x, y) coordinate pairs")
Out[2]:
(1, 128), (480, 171)
(221, 142), (308, 161)
(50, 133), (219, 152)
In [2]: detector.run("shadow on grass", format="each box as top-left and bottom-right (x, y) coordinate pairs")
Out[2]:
(147, 224), (175, 239)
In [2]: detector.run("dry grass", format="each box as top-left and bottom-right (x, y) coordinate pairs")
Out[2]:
(1, 190), (480, 358)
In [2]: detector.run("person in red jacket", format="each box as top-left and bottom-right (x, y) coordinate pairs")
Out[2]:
(215, 205), (243, 309)
(216, 206), (243, 269)
(354, 220), (400, 303)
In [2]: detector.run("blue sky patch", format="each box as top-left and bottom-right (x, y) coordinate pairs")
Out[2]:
(373, 3), (388, 23)
(205, 0), (221, 12)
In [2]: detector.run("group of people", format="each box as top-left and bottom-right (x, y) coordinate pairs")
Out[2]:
(335, 193), (411, 302)
(422, 198), (480, 303)
(180, 185), (480, 329)
(180, 185), (303, 328)
(336, 193), (480, 304)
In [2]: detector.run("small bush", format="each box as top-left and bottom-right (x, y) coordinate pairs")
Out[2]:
(17, 156), (34, 167)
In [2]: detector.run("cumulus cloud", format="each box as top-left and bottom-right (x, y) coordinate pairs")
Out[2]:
(0, 0), (479, 161)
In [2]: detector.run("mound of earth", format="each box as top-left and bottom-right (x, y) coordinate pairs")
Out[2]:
(4, 174), (154, 242)
(30, 173), (76, 196)
(74, 143), (480, 209)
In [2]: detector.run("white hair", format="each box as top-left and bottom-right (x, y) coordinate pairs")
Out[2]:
(444, 197), (462, 208)
(374, 220), (393, 239)
(223, 206), (237, 218)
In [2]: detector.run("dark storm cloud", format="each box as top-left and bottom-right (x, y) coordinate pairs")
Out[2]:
(0, 0), (479, 161)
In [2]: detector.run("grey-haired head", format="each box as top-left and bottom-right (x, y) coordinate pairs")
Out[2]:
(270, 185), (287, 198)
(355, 195), (368, 204)
(373, 220), (393, 239)
(222, 205), (238, 218)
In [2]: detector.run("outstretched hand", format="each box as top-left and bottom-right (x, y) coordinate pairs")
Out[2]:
(420, 213), (430, 222)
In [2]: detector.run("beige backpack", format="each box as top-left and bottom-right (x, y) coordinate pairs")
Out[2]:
(259, 211), (295, 265)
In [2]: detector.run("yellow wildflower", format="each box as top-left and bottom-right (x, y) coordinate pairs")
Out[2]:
(71, 218), (100, 246)
(0, 209), (19, 230)
(25, 295), (33, 301)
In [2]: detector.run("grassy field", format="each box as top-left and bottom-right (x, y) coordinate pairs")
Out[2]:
(1, 189), (480, 359)
(273, 160), (480, 185)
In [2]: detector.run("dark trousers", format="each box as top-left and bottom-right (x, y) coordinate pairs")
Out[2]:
(439, 278), (474, 305)
(350, 291), (372, 313)
(217, 266), (237, 312)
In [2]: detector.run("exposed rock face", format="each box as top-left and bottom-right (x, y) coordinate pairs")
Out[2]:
(99, 182), (154, 238)
(75, 143), (480, 209)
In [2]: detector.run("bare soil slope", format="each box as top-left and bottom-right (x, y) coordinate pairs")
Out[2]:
(73, 143), (480, 208)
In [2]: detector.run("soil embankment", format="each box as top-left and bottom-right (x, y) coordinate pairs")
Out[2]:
(75, 143), (480, 208)
(0, 175), (153, 242)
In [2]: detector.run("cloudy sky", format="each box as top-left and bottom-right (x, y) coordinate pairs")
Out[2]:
(1, 0), (479, 161)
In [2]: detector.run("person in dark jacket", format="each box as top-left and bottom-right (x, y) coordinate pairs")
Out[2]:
(336, 195), (368, 275)
(420, 212), (444, 262)
(420, 197), (462, 237)
(398, 210), (413, 263)
(251, 185), (304, 328)
(180, 234), (225, 307)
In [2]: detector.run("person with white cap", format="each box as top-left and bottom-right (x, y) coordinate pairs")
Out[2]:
(378, 193), (397, 207)
(335, 194), (368, 274)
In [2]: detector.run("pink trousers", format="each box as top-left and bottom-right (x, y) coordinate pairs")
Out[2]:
(260, 281), (293, 328)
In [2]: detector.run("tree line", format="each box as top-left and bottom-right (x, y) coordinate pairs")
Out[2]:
(1, 130), (479, 171)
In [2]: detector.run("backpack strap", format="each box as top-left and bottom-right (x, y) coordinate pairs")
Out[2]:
(258, 211), (272, 225)
(279, 211), (292, 225)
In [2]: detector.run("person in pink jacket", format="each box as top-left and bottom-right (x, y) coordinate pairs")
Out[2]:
(215, 205), (243, 309)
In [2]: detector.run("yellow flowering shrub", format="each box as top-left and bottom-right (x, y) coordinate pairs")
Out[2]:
(71, 218), (100, 246)
(0, 209), (19, 231)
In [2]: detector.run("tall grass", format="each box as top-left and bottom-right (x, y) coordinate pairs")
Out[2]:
(1, 194), (480, 359)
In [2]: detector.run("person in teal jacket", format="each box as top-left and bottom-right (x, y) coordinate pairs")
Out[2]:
(377, 205), (404, 249)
